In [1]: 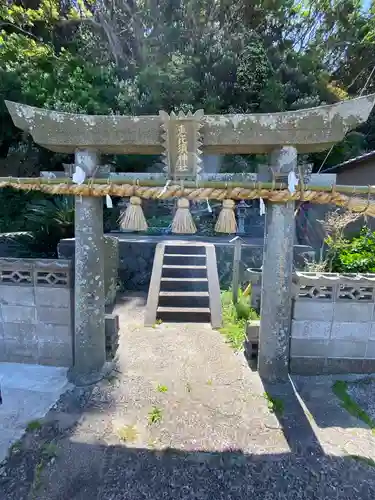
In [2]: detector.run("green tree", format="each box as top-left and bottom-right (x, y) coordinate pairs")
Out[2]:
(1, 0), (375, 175)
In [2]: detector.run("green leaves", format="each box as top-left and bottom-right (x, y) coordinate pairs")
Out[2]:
(1, 0), (375, 172)
(329, 228), (375, 274)
(26, 196), (75, 233)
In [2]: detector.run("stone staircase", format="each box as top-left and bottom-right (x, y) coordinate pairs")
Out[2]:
(144, 241), (222, 328)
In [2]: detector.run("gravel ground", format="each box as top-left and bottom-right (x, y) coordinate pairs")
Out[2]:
(347, 377), (375, 421)
(1, 293), (375, 499)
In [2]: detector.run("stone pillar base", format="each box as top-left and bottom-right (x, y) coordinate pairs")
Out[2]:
(68, 361), (114, 386)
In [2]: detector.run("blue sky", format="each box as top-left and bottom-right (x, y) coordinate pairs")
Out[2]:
(363, 0), (372, 11)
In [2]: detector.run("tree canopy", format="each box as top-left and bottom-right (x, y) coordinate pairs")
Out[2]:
(1, 0), (375, 172)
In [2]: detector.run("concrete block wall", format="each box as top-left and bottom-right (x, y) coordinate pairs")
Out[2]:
(0, 258), (73, 367)
(291, 272), (375, 374)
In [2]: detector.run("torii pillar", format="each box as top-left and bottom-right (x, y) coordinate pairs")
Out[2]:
(258, 146), (297, 382)
(5, 95), (375, 383)
(71, 149), (106, 383)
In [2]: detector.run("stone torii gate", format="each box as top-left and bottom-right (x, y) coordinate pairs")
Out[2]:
(5, 95), (375, 383)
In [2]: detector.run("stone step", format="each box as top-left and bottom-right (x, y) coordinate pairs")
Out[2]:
(161, 265), (207, 279)
(163, 254), (206, 266)
(159, 291), (209, 296)
(158, 292), (210, 308)
(162, 265), (207, 268)
(156, 306), (211, 323)
(145, 241), (221, 328)
(160, 278), (209, 292)
(165, 245), (206, 255)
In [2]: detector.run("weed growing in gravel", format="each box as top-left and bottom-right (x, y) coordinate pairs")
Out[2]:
(333, 380), (375, 435)
(27, 420), (42, 432)
(41, 443), (59, 460)
(206, 379), (213, 386)
(219, 290), (259, 350)
(117, 425), (138, 443)
(305, 410), (314, 423)
(349, 455), (375, 468)
(30, 442), (59, 497)
(148, 438), (159, 449)
(33, 460), (44, 494)
(148, 407), (163, 425)
(157, 384), (168, 393)
(264, 392), (284, 416)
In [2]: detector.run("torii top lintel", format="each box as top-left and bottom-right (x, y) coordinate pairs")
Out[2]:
(5, 95), (375, 155)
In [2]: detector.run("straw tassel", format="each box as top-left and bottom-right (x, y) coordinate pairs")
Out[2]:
(119, 196), (148, 231)
(171, 198), (196, 234)
(215, 199), (237, 233)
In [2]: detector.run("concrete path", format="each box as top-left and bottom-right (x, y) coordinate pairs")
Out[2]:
(1, 294), (375, 499)
(0, 363), (70, 463)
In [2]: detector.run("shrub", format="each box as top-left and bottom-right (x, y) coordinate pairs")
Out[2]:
(219, 289), (259, 350)
(0, 188), (43, 233)
(23, 196), (75, 257)
(329, 228), (375, 274)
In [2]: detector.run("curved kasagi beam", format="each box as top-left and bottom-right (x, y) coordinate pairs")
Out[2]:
(6, 94), (375, 154)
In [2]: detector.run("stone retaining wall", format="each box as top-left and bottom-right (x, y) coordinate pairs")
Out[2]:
(291, 272), (375, 374)
(59, 235), (263, 290)
(0, 258), (74, 367)
(59, 235), (313, 291)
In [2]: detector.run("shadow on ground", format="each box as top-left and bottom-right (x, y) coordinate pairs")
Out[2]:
(291, 375), (374, 430)
(261, 378), (325, 456)
(244, 356), (372, 431)
(2, 291), (375, 499)
(1, 373), (375, 500)
(3, 438), (375, 499)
